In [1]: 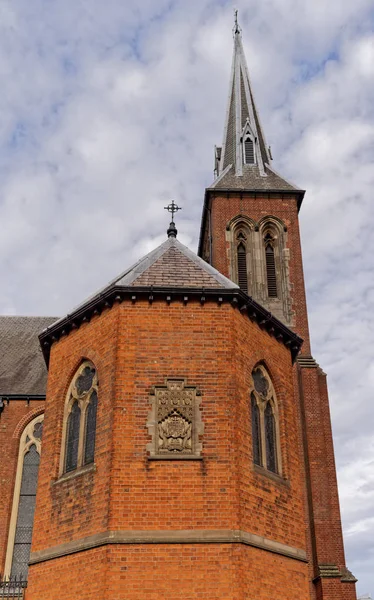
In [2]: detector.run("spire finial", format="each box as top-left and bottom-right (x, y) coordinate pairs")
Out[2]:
(233, 8), (241, 35)
(164, 200), (182, 238)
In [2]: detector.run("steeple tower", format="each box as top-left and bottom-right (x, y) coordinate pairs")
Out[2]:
(212, 12), (301, 192)
(199, 13), (307, 334)
(218, 11), (269, 178)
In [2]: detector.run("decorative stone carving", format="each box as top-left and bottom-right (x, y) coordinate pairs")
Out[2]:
(147, 379), (203, 459)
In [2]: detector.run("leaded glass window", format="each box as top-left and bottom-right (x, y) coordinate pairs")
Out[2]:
(251, 393), (261, 466)
(11, 445), (40, 579)
(84, 390), (98, 465)
(66, 402), (81, 472)
(251, 365), (281, 476)
(5, 415), (43, 581)
(60, 361), (99, 475)
(265, 402), (277, 473)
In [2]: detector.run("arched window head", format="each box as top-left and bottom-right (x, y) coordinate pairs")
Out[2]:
(244, 135), (255, 165)
(250, 365), (281, 475)
(60, 361), (98, 476)
(264, 233), (277, 298)
(4, 415), (43, 580)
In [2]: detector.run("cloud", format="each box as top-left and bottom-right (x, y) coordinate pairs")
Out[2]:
(0, 0), (373, 593)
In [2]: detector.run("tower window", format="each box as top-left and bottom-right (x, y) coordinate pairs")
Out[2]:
(250, 366), (281, 475)
(244, 136), (255, 164)
(237, 242), (248, 293)
(60, 361), (99, 475)
(265, 235), (277, 298)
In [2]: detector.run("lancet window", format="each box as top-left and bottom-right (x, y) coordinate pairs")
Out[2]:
(4, 415), (44, 580)
(237, 241), (248, 292)
(250, 365), (281, 475)
(264, 233), (277, 298)
(244, 135), (255, 164)
(60, 361), (98, 475)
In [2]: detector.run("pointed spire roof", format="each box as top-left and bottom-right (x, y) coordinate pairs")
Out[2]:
(211, 16), (302, 194)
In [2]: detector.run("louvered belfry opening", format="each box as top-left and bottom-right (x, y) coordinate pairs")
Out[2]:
(244, 137), (255, 164)
(237, 242), (248, 292)
(265, 235), (277, 298)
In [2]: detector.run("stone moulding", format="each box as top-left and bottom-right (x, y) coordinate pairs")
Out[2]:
(146, 378), (203, 459)
(29, 529), (308, 566)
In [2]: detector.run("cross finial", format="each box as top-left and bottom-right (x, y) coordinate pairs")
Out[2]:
(164, 200), (182, 238)
(233, 8), (241, 35)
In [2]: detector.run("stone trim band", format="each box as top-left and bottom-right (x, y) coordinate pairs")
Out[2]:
(29, 529), (307, 565)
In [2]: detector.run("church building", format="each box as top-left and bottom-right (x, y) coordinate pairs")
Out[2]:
(0, 18), (358, 600)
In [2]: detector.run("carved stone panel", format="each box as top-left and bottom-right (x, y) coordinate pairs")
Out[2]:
(147, 379), (203, 459)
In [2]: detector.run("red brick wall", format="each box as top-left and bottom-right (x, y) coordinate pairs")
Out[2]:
(27, 544), (311, 600)
(27, 298), (312, 599)
(207, 192), (311, 353)
(203, 189), (357, 600)
(0, 400), (44, 575)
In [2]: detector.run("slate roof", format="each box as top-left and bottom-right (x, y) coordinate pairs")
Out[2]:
(210, 164), (302, 193)
(0, 316), (56, 395)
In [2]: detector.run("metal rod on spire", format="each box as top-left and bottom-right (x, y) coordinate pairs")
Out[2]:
(233, 8), (241, 35)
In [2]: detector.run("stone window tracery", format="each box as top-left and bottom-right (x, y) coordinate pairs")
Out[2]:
(60, 361), (98, 475)
(250, 365), (281, 475)
(4, 414), (44, 580)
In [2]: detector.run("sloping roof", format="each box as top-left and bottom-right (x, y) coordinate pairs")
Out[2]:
(0, 316), (56, 395)
(210, 164), (301, 193)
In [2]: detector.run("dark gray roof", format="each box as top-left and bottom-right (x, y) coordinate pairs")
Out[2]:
(0, 316), (56, 395)
(210, 164), (302, 193)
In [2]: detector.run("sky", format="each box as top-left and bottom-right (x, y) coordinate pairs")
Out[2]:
(0, 0), (373, 594)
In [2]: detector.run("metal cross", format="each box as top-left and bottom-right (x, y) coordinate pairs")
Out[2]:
(164, 200), (182, 223)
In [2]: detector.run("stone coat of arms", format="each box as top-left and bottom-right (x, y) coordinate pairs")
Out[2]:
(147, 379), (203, 458)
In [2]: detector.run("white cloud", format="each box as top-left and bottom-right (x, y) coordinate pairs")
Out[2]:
(0, 0), (373, 593)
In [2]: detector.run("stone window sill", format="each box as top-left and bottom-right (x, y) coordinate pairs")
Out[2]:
(253, 464), (290, 488)
(52, 463), (96, 486)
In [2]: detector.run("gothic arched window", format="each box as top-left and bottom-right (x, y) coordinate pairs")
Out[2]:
(60, 361), (98, 475)
(251, 393), (261, 466)
(250, 365), (281, 475)
(4, 415), (43, 580)
(237, 242), (248, 292)
(244, 135), (255, 164)
(264, 233), (277, 298)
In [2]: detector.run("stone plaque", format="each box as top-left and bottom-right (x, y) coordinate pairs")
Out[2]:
(147, 379), (203, 459)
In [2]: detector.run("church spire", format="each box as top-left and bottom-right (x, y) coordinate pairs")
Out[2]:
(217, 12), (271, 179)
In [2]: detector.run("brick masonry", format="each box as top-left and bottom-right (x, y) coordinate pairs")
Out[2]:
(26, 298), (312, 599)
(199, 189), (357, 600)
